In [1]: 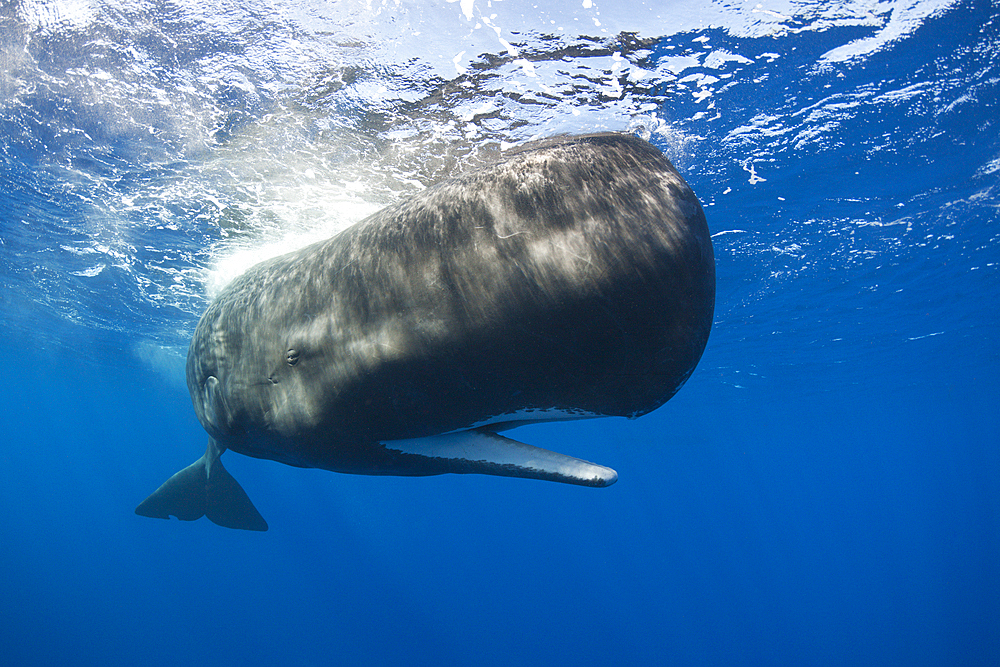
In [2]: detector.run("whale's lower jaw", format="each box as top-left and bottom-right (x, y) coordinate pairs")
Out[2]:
(379, 427), (618, 487)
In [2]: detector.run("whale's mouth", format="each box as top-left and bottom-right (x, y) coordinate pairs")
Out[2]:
(380, 427), (618, 487)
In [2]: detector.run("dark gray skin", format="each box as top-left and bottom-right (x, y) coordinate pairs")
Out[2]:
(137, 132), (715, 531)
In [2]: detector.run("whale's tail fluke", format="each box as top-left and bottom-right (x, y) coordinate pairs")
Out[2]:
(135, 438), (268, 531)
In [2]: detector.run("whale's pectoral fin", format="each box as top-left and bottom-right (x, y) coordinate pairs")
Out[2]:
(381, 428), (618, 487)
(135, 438), (268, 531)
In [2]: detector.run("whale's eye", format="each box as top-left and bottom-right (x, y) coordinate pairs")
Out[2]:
(286, 349), (300, 366)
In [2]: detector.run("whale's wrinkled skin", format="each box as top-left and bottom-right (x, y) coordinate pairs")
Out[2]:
(136, 132), (715, 531)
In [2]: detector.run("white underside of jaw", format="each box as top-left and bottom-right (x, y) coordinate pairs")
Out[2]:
(380, 414), (617, 487)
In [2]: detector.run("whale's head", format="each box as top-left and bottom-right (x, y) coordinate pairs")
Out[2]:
(185, 313), (236, 442)
(184, 258), (333, 456)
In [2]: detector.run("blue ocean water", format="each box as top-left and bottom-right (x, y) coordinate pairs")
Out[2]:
(1, 0), (998, 665)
